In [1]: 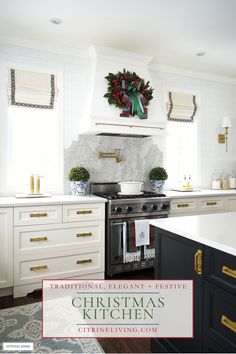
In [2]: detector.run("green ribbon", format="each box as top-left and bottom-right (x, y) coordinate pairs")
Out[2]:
(128, 82), (143, 118)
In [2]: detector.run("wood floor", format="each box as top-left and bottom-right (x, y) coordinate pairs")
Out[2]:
(0, 269), (154, 353)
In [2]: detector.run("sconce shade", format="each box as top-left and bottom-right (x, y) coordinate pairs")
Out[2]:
(222, 116), (232, 128)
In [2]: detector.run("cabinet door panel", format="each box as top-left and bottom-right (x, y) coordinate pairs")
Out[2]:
(63, 203), (105, 222)
(226, 198), (236, 212)
(170, 199), (198, 215)
(204, 281), (236, 352)
(205, 247), (236, 296)
(14, 205), (62, 226)
(0, 208), (13, 289)
(198, 197), (225, 213)
(157, 231), (203, 353)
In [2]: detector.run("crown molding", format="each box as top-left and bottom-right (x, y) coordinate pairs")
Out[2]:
(0, 34), (88, 58)
(1, 34), (236, 84)
(149, 63), (236, 85)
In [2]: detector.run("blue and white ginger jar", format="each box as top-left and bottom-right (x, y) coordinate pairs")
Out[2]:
(150, 180), (165, 193)
(70, 181), (88, 196)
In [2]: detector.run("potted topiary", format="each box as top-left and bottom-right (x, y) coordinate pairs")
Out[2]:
(68, 166), (90, 196)
(149, 167), (168, 193)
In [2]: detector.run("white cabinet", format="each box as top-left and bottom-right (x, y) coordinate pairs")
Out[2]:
(13, 202), (105, 298)
(0, 208), (13, 289)
(63, 203), (105, 222)
(170, 196), (226, 216)
(226, 197), (236, 212)
(14, 205), (62, 226)
(170, 198), (198, 215)
(198, 197), (225, 213)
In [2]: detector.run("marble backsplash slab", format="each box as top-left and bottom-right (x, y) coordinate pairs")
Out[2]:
(64, 135), (162, 194)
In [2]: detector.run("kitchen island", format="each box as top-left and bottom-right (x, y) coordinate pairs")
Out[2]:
(150, 212), (236, 353)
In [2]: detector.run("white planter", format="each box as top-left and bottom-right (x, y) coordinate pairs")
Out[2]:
(150, 180), (165, 193)
(70, 181), (88, 196)
(118, 181), (143, 194)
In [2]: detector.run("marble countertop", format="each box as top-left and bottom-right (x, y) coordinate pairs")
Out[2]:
(0, 194), (107, 207)
(165, 189), (236, 198)
(150, 212), (236, 256)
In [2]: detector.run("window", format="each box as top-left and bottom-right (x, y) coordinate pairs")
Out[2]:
(0, 67), (63, 195)
(166, 119), (198, 188)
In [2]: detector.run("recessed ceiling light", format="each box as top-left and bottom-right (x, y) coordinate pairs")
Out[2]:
(50, 17), (63, 25)
(196, 52), (206, 57)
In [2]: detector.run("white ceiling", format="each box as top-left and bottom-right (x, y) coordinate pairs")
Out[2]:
(1, 0), (236, 77)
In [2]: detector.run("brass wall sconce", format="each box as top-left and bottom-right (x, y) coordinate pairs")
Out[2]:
(218, 116), (232, 152)
(98, 149), (122, 163)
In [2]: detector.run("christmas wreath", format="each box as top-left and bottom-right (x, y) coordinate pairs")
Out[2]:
(104, 69), (154, 119)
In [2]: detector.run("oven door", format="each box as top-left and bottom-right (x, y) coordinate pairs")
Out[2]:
(108, 215), (167, 266)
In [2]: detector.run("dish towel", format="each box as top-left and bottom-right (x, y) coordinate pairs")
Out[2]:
(144, 224), (155, 259)
(123, 221), (141, 263)
(134, 219), (150, 247)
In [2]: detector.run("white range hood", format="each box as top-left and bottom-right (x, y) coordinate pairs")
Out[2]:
(79, 45), (165, 137)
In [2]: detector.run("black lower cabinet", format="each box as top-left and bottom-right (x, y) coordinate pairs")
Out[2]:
(204, 281), (236, 352)
(151, 227), (236, 353)
(152, 229), (204, 353)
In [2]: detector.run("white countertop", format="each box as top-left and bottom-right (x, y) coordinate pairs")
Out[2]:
(165, 189), (236, 198)
(0, 194), (107, 207)
(150, 212), (236, 256)
(0, 189), (236, 207)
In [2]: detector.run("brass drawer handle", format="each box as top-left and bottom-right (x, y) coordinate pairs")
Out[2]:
(206, 202), (217, 206)
(30, 265), (48, 271)
(77, 259), (92, 264)
(77, 210), (92, 215)
(194, 249), (202, 275)
(30, 237), (48, 242)
(77, 232), (92, 237)
(221, 315), (236, 333)
(30, 213), (48, 217)
(177, 203), (189, 208)
(222, 266), (236, 279)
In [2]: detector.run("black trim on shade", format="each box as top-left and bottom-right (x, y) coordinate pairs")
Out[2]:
(10, 69), (55, 109)
(167, 91), (197, 122)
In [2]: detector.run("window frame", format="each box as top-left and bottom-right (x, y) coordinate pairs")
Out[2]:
(0, 62), (64, 196)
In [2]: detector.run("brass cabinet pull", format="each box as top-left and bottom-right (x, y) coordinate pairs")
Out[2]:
(77, 210), (92, 215)
(77, 232), (92, 237)
(221, 315), (236, 333)
(206, 201), (217, 206)
(30, 213), (48, 217)
(177, 203), (189, 208)
(30, 236), (48, 242)
(30, 265), (48, 271)
(194, 249), (202, 275)
(77, 259), (92, 264)
(222, 265), (236, 279)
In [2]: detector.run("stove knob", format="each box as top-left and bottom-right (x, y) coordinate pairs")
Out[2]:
(126, 206), (133, 212)
(142, 205), (147, 211)
(151, 204), (158, 211)
(162, 203), (169, 210)
(115, 207), (122, 213)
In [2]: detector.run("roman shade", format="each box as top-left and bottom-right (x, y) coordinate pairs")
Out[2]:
(167, 91), (197, 122)
(8, 69), (56, 109)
